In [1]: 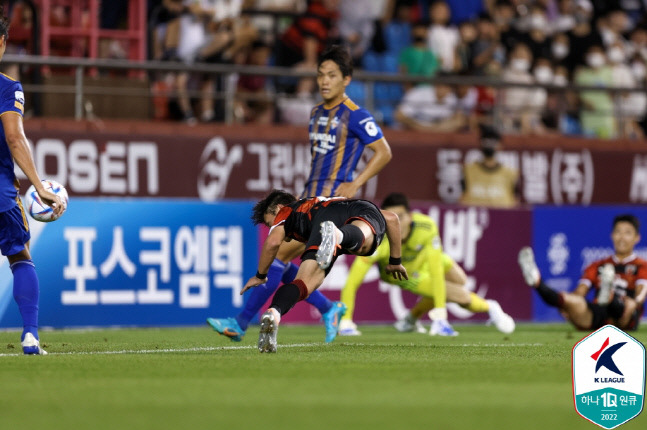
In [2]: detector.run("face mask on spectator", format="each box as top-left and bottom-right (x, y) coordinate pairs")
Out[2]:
(554, 74), (568, 86)
(552, 43), (569, 59)
(534, 66), (553, 83)
(607, 47), (625, 64)
(632, 61), (646, 80)
(511, 58), (530, 72)
(530, 14), (547, 31)
(586, 53), (605, 68)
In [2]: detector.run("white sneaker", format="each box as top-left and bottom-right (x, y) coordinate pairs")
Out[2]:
(518, 247), (541, 287)
(339, 319), (361, 336)
(597, 263), (615, 305)
(258, 308), (280, 353)
(21, 333), (48, 355)
(486, 300), (515, 334)
(394, 317), (426, 333)
(430, 319), (459, 336)
(316, 221), (341, 270)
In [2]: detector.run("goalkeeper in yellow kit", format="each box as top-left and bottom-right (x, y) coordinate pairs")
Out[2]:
(339, 192), (515, 336)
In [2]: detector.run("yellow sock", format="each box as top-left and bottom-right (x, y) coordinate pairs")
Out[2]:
(463, 293), (489, 313)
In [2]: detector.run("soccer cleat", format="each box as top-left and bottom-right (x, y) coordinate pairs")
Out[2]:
(393, 316), (427, 333)
(316, 221), (341, 270)
(258, 308), (280, 353)
(486, 300), (516, 334)
(339, 319), (362, 336)
(206, 317), (245, 342)
(430, 319), (459, 337)
(597, 263), (615, 305)
(21, 333), (47, 355)
(322, 301), (347, 343)
(518, 247), (541, 287)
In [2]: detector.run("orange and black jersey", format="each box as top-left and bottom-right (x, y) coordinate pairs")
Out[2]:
(580, 254), (647, 304)
(280, 0), (337, 54)
(271, 196), (387, 256)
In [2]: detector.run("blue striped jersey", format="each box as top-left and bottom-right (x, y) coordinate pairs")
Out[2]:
(302, 97), (383, 198)
(0, 73), (25, 212)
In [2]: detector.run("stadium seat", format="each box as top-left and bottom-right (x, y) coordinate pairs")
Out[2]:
(377, 104), (395, 126)
(382, 52), (400, 73)
(362, 50), (382, 72)
(383, 22), (411, 54)
(345, 81), (366, 105)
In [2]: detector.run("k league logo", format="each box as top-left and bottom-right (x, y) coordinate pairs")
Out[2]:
(572, 325), (646, 429)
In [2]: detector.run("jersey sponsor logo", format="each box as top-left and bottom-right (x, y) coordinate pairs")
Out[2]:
(15, 91), (24, 104)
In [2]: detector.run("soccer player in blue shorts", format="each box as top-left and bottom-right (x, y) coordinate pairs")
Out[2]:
(207, 45), (393, 343)
(0, 9), (65, 355)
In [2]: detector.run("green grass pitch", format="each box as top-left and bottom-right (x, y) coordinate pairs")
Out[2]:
(1, 323), (645, 430)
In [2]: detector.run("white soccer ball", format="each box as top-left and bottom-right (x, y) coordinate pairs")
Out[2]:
(24, 179), (69, 222)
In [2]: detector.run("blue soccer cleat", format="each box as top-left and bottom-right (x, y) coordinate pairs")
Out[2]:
(322, 301), (347, 343)
(206, 317), (245, 342)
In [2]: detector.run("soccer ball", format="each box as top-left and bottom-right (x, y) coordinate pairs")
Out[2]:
(23, 179), (69, 222)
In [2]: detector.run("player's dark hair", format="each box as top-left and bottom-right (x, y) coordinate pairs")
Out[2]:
(318, 45), (353, 77)
(251, 189), (296, 225)
(479, 123), (501, 141)
(0, 5), (9, 39)
(381, 192), (410, 210)
(613, 214), (640, 234)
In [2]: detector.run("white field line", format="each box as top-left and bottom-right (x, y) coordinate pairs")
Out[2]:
(0, 342), (543, 357)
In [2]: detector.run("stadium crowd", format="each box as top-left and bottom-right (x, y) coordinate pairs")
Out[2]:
(4, 0), (647, 138)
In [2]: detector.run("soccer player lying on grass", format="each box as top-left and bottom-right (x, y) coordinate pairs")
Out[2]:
(339, 192), (515, 337)
(242, 189), (408, 353)
(518, 214), (646, 331)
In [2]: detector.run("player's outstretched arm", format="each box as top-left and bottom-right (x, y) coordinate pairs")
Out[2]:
(2, 113), (63, 216)
(241, 225), (286, 294)
(381, 209), (408, 281)
(335, 137), (392, 198)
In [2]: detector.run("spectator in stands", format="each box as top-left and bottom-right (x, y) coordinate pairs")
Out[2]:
(500, 42), (542, 133)
(233, 40), (274, 124)
(276, 77), (317, 126)
(575, 44), (616, 138)
(426, 1), (459, 73)
(530, 56), (554, 134)
(607, 40), (645, 139)
(550, 32), (570, 66)
(338, 0), (381, 66)
(492, 0), (522, 54)
(273, 0), (340, 92)
(552, 0), (577, 34)
(251, 0), (306, 43)
(381, 0), (413, 54)
(446, 0), (484, 25)
(150, 0), (185, 61)
(454, 20), (477, 73)
(522, 5), (552, 60)
(461, 124), (519, 209)
(551, 65), (584, 135)
(566, 0), (603, 70)
(398, 22), (439, 87)
(469, 13), (505, 75)
(598, 9), (632, 48)
(394, 82), (468, 132)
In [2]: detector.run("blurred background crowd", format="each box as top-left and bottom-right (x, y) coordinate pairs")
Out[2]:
(3, 0), (647, 139)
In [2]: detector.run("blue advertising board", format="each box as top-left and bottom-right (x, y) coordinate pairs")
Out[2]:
(0, 199), (257, 328)
(531, 206), (647, 321)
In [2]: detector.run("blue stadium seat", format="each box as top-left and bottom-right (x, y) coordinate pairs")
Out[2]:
(374, 82), (392, 104)
(345, 81), (366, 105)
(377, 104), (395, 126)
(383, 22), (411, 54)
(362, 50), (382, 72)
(382, 52), (400, 73)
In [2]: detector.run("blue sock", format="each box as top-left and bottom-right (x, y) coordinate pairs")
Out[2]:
(235, 259), (286, 331)
(282, 262), (298, 284)
(11, 260), (39, 341)
(306, 290), (333, 315)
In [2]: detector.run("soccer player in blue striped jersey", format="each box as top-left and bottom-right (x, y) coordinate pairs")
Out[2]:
(208, 45), (393, 344)
(0, 8), (65, 355)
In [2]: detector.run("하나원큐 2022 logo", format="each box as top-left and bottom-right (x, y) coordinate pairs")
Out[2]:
(572, 325), (646, 429)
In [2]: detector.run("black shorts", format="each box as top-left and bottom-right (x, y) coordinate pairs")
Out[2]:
(586, 302), (641, 331)
(301, 200), (386, 271)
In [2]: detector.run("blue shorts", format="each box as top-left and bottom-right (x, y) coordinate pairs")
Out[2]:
(0, 201), (30, 256)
